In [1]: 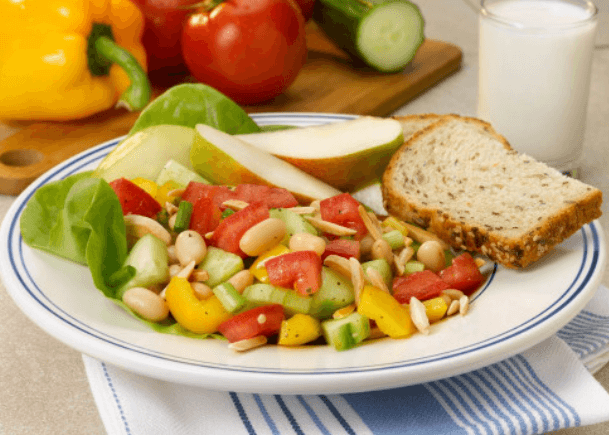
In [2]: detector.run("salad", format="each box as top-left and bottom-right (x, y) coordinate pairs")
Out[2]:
(18, 84), (487, 352)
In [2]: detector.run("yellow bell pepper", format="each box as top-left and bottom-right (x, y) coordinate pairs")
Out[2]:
(357, 285), (415, 339)
(278, 314), (322, 346)
(165, 276), (232, 334)
(423, 297), (448, 323)
(131, 177), (158, 199)
(156, 180), (182, 206)
(0, 0), (151, 121)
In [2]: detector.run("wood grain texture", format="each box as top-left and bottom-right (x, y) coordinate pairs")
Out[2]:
(0, 23), (461, 196)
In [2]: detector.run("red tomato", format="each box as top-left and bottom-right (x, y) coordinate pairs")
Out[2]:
(109, 178), (161, 218)
(210, 202), (270, 257)
(322, 239), (360, 261)
(439, 253), (486, 295)
(392, 270), (451, 304)
(131, 0), (201, 72)
(265, 250), (322, 296)
(233, 184), (298, 209)
(181, 182), (236, 208)
(320, 193), (368, 239)
(218, 304), (285, 342)
(181, 0), (308, 105)
(293, 0), (316, 21)
(189, 196), (220, 237)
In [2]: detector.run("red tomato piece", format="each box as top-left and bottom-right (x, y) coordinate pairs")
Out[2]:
(181, 182), (236, 209)
(322, 239), (360, 261)
(265, 250), (322, 296)
(188, 196), (220, 238)
(439, 253), (485, 295)
(109, 178), (161, 218)
(320, 193), (368, 239)
(218, 304), (285, 343)
(210, 202), (270, 257)
(234, 184), (298, 209)
(392, 270), (451, 304)
(293, 0), (316, 21)
(181, 0), (307, 105)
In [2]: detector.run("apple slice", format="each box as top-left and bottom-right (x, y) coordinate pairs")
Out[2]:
(235, 117), (404, 191)
(191, 124), (342, 203)
(93, 125), (198, 183)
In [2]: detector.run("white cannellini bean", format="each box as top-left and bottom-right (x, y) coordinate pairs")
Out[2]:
(175, 230), (207, 266)
(239, 218), (286, 257)
(122, 287), (169, 322)
(416, 240), (445, 272)
(289, 232), (326, 256)
(167, 245), (179, 265)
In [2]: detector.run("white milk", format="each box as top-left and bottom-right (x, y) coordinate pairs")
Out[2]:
(478, 0), (597, 172)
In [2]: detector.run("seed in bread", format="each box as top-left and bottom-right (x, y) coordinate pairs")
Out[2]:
(382, 115), (602, 269)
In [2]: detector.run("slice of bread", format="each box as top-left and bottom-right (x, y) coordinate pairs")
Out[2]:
(391, 114), (446, 141)
(382, 115), (602, 269)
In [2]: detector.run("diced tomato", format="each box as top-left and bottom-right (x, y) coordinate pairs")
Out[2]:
(217, 304), (285, 343)
(392, 270), (451, 304)
(320, 193), (368, 239)
(322, 239), (360, 261)
(181, 182), (236, 210)
(189, 196), (220, 237)
(265, 250), (322, 296)
(439, 253), (485, 295)
(109, 178), (161, 218)
(210, 201), (270, 257)
(233, 184), (298, 209)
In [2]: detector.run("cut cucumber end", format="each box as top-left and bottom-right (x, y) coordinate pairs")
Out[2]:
(357, 0), (425, 73)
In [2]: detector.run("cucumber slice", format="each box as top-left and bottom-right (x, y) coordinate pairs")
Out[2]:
(243, 283), (287, 306)
(283, 291), (313, 316)
(116, 234), (169, 299)
(362, 259), (393, 292)
(310, 267), (355, 319)
(269, 208), (318, 244)
(156, 159), (210, 188)
(322, 312), (370, 351)
(313, 0), (425, 73)
(198, 246), (244, 287)
(213, 282), (247, 313)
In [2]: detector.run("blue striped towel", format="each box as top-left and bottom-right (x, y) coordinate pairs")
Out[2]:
(83, 285), (609, 435)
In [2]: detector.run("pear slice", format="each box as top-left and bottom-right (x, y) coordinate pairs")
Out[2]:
(93, 125), (197, 183)
(235, 117), (404, 191)
(191, 124), (342, 203)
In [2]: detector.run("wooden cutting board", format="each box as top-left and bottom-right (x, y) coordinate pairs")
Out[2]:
(0, 23), (462, 196)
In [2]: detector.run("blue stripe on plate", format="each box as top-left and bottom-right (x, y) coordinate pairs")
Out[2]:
(2, 114), (603, 376)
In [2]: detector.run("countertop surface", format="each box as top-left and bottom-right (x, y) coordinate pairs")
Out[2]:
(1, 1), (608, 434)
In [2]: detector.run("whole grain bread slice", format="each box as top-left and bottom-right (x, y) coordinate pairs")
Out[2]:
(382, 115), (602, 269)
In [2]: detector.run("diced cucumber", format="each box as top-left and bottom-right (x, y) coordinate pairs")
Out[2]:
(283, 291), (313, 316)
(313, 0), (425, 73)
(270, 208), (318, 244)
(322, 312), (370, 351)
(156, 159), (210, 188)
(404, 260), (425, 274)
(115, 234), (169, 299)
(213, 282), (247, 313)
(198, 246), (244, 287)
(243, 283), (287, 306)
(362, 259), (393, 292)
(310, 267), (355, 319)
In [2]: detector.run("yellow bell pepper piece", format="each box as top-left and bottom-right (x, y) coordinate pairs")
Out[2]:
(156, 180), (182, 206)
(0, 0), (150, 121)
(131, 177), (158, 199)
(278, 314), (322, 346)
(423, 297), (448, 323)
(357, 285), (415, 339)
(249, 245), (290, 283)
(165, 277), (231, 334)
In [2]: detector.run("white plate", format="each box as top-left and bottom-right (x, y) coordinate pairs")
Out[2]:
(1, 113), (605, 395)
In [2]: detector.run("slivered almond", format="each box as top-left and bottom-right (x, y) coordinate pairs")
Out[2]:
(332, 304), (356, 319)
(442, 289), (465, 301)
(349, 257), (365, 305)
(289, 206), (317, 215)
(401, 221), (450, 250)
(305, 216), (357, 236)
(447, 300), (460, 316)
(358, 205), (383, 240)
(167, 188), (185, 198)
(124, 214), (172, 246)
(190, 269), (210, 282)
(323, 255), (352, 278)
(365, 267), (389, 293)
(409, 297), (430, 335)
(222, 199), (249, 211)
(459, 295), (470, 316)
(165, 201), (179, 215)
(228, 335), (268, 352)
(159, 260), (196, 299)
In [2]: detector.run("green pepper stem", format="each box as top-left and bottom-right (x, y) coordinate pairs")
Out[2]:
(94, 36), (151, 111)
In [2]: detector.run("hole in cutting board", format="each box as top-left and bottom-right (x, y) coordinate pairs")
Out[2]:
(0, 149), (44, 167)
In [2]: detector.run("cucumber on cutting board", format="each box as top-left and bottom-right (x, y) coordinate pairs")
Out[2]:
(313, 0), (425, 73)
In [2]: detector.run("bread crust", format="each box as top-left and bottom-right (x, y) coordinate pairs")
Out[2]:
(382, 115), (603, 269)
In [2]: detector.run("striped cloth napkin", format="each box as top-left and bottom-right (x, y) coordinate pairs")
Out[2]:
(83, 285), (609, 435)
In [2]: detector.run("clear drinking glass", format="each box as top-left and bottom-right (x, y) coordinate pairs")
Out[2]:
(477, 0), (598, 176)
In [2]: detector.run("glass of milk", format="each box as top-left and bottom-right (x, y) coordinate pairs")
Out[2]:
(477, 0), (598, 175)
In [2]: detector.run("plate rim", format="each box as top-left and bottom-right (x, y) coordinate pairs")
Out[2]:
(1, 112), (605, 394)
